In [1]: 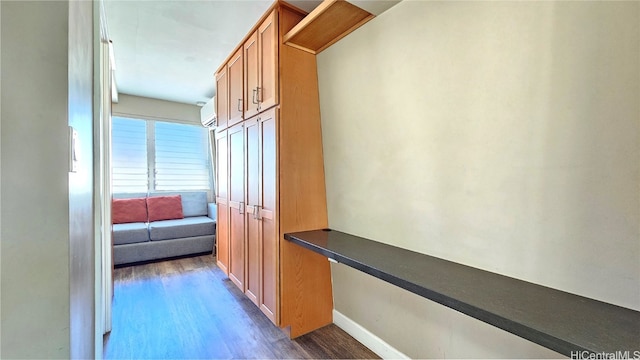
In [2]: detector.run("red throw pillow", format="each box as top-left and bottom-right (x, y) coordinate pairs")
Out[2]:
(147, 195), (184, 222)
(112, 198), (148, 224)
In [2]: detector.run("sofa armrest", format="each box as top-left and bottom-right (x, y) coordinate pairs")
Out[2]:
(207, 203), (217, 222)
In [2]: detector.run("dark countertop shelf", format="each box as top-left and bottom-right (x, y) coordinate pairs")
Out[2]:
(284, 229), (640, 357)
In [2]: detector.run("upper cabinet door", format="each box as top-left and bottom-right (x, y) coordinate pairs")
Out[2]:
(258, 10), (278, 112)
(215, 68), (228, 130)
(228, 48), (244, 127)
(244, 31), (259, 119)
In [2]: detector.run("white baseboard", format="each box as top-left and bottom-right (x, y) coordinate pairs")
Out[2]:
(333, 309), (410, 360)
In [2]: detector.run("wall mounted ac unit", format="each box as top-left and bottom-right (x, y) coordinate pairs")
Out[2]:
(200, 96), (216, 128)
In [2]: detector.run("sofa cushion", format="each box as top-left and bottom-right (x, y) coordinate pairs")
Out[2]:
(148, 216), (215, 241)
(113, 222), (150, 245)
(113, 236), (214, 265)
(207, 203), (217, 221)
(147, 195), (184, 222)
(149, 191), (208, 217)
(112, 198), (148, 224)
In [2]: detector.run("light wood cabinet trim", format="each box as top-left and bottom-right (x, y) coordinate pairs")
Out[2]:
(282, 0), (373, 55)
(259, 209), (274, 220)
(228, 200), (242, 210)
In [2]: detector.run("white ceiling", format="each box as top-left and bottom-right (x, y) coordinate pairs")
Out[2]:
(104, 0), (323, 105)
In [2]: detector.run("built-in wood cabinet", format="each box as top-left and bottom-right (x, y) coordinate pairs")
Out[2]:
(214, 1), (336, 338)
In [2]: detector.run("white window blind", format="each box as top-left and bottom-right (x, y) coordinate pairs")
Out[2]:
(154, 122), (211, 191)
(112, 117), (148, 193)
(111, 116), (213, 194)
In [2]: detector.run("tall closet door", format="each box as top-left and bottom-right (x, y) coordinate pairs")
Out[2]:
(244, 117), (260, 305)
(228, 123), (245, 291)
(215, 130), (229, 275)
(259, 108), (278, 322)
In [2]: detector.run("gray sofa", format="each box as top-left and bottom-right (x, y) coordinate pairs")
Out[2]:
(112, 191), (216, 266)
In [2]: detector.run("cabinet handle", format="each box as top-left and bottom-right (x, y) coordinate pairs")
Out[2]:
(237, 98), (242, 112)
(239, 202), (245, 215)
(256, 87), (262, 102)
(252, 88), (258, 104)
(253, 205), (259, 220)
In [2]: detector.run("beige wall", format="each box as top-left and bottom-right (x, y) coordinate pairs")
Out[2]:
(317, 1), (639, 358)
(113, 93), (201, 125)
(1, 1), (96, 357)
(1, 2), (71, 357)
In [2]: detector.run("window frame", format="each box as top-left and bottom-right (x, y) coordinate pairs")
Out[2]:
(110, 115), (214, 197)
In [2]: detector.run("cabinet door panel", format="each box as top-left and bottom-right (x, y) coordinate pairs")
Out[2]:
(245, 118), (260, 306)
(216, 203), (229, 274)
(215, 69), (228, 130)
(215, 130), (229, 274)
(260, 109), (277, 322)
(244, 32), (259, 119)
(228, 124), (245, 291)
(228, 48), (244, 127)
(259, 11), (278, 111)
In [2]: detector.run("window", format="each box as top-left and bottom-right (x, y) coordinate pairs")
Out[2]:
(112, 117), (213, 193)
(112, 118), (147, 193)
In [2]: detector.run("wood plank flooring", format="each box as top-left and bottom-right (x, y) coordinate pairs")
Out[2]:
(103, 255), (379, 359)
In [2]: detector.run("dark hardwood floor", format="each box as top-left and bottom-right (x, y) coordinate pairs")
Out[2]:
(103, 255), (379, 359)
